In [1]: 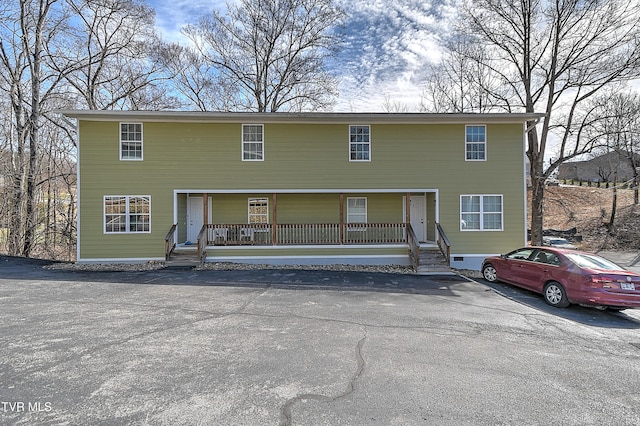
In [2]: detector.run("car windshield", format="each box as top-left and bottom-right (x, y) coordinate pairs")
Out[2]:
(506, 248), (535, 260)
(550, 238), (569, 244)
(565, 253), (625, 271)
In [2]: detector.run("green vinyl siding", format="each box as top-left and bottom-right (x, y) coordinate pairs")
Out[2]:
(277, 194), (338, 223)
(77, 119), (527, 260)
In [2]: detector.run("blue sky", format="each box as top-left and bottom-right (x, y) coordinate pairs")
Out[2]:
(146, 0), (449, 111)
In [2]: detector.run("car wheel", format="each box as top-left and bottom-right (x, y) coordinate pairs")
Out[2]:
(482, 264), (498, 282)
(543, 281), (570, 308)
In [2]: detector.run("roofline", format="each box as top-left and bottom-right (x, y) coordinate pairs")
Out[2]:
(57, 110), (545, 124)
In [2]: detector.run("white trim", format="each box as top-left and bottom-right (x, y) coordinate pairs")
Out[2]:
(76, 124), (81, 262)
(119, 122), (144, 161)
(248, 197), (269, 223)
(204, 254), (410, 266)
(348, 124), (371, 162)
(59, 110), (546, 125)
(460, 194), (504, 231)
(346, 196), (367, 224)
(76, 257), (165, 265)
(464, 124), (487, 162)
(403, 194), (427, 242)
(241, 123), (264, 161)
(172, 188), (438, 194)
(207, 243), (408, 250)
(522, 122), (529, 245)
(187, 195), (212, 242)
(103, 195), (152, 234)
(449, 253), (498, 271)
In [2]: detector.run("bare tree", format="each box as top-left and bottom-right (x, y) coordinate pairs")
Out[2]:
(421, 37), (513, 113)
(0, 0), (68, 257)
(437, 0), (640, 244)
(182, 0), (345, 112)
(589, 91), (640, 231)
(51, 0), (176, 111)
(157, 43), (238, 111)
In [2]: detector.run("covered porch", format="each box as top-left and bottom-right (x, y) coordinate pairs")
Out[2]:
(165, 189), (449, 268)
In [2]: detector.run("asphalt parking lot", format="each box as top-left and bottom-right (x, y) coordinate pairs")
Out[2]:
(1, 255), (640, 425)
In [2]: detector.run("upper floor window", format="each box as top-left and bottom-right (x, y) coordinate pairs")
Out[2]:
(243, 124), (264, 161)
(349, 125), (370, 161)
(460, 194), (503, 231)
(465, 125), (486, 161)
(104, 195), (150, 234)
(120, 123), (143, 160)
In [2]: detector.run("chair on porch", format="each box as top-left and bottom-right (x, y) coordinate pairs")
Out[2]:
(213, 227), (228, 243)
(240, 227), (255, 242)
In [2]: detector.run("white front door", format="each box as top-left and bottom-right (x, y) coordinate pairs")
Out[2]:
(405, 196), (427, 242)
(187, 196), (212, 243)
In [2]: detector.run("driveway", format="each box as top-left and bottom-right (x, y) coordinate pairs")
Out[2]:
(1, 256), (640, 425)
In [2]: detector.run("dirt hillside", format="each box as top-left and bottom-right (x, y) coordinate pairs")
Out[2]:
(531, 185), (640, 251)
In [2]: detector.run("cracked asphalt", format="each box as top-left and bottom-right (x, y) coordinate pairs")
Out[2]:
(2, 255), (640, 425)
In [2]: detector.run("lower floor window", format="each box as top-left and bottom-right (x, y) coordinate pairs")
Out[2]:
(460, 194), (503, 231)
(347, 197), (367, 223)
(104, 195), (151, 233)
(248, 198), (269, 223)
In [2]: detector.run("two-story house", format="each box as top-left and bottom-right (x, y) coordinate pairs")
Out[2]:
(60, 111), (543, 270)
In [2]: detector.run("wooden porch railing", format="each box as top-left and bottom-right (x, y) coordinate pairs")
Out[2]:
(342, 223), (406, 244)
(197, 226), (207, 264)
(406, 224), (420, 271)
(435, 222), (451, 263)
(164, 224), (177, 260)
(201, 223), (408, 245)
(277, 223), (340, 244)
(206, 224), (273, 245)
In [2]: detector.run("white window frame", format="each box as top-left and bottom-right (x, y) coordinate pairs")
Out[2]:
(242, 124), (264, 161)
(349, 125), (371, 162)
(465, 125), (486, 161)
(120, 122), (143, 161)
(460, 194), (503, 231)
(104, 195), (151, 234)
(346, 197), (367, 232)
(248, 197), (269, 224)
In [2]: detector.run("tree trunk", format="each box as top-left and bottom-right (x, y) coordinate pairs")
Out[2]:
(608, 173), (618, 233)
(530, 179), (545, 246)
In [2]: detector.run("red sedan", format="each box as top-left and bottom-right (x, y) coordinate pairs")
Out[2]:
(481, 247), (640, 310)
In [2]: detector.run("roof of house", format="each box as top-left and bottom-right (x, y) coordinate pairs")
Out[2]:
(58, 110), (545, 124)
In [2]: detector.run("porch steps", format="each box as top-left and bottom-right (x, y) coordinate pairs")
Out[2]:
(165, 249), (201, 268)
(416, 246), (453, 275)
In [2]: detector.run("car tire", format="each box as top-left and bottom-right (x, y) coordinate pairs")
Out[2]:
(543, 281), (570, 308)
(482, 264), (498, 283)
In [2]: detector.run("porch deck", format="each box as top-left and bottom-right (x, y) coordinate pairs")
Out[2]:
(165, 222), (450, 270)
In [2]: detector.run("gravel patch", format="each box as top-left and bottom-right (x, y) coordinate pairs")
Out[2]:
(44, 261), (415, 274)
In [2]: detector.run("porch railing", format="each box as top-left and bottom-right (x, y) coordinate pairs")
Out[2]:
(406, 224), (420, 271)
(207, 224), (273, 245)
(164, 224), (177, 260)
(197, 226), (207, 264)
(202, 223), (408, 245)
(435, 222), (451, 263)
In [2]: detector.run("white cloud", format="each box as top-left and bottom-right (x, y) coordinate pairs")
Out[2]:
(148, 0), (451, 111)
(148, 0), (228, 42)
(332, 0), (448, 111)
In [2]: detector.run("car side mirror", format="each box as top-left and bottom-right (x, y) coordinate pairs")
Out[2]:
(500, 254), (507, 259)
